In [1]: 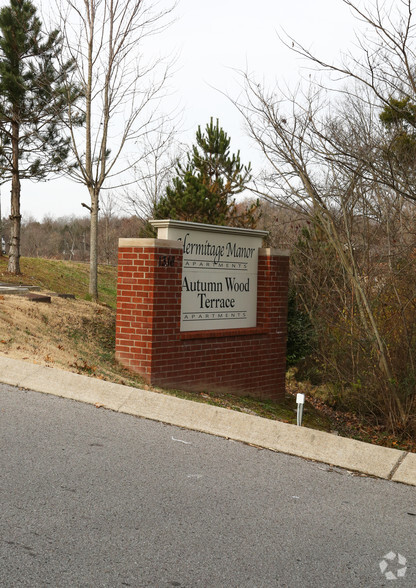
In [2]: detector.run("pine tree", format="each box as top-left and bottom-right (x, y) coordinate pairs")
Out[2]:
(154, 118), (259, 227)
(380, 97), (416, 168)
(0, 0), (78, 274)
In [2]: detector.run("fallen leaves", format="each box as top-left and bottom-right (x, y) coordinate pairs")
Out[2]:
(69, 359), (96, 374)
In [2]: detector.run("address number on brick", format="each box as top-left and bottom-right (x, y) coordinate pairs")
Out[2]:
(158, 255), (175, 267)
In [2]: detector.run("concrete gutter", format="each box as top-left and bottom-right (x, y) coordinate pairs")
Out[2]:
(0, 355), (414, 486)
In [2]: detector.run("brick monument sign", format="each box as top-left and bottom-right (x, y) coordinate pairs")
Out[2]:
(115, 220), (289, 401)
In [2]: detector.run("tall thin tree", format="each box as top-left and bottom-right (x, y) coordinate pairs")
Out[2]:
(59, 0), (176, 301)
(0, 0), (78, 274)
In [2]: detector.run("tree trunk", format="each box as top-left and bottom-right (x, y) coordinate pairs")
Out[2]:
(7, 118), (21, 275)
(0, 193), (3, 256)
(89, 189), (99, 302)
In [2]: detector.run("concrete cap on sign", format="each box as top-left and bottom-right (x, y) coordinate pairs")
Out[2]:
(118, 238), (183, 249)
(149, 219), (269, 239)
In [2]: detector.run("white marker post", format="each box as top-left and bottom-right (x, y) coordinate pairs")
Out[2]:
(296, 393), (305, 426)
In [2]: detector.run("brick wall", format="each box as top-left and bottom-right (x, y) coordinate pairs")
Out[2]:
(116, 239), (289, 401)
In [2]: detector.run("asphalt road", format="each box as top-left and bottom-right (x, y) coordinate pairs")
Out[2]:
(1, 383), (415, 587)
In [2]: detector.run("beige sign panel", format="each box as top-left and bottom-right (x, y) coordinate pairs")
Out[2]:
(150, 220), (267, 332)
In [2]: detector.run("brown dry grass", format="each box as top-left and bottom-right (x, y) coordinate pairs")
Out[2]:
(0, 293), (145, 387)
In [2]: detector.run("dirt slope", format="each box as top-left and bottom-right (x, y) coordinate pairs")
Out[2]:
(0, 293), (142, 387)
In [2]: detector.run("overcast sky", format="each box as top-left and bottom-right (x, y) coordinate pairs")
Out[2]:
(2, 0), (359, 221)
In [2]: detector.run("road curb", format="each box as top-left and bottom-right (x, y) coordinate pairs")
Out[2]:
(0, 355), (415, 486)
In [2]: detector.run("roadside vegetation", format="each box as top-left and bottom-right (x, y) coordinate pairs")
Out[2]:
(0, 255), (415, 453)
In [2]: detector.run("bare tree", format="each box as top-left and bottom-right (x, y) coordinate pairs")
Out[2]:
(224, 0), (416, 435)
(283, 0), (416, 203)
(233, 73), (416, 433)
(58, 0), (176, 300)
(121, 120), (182, 230)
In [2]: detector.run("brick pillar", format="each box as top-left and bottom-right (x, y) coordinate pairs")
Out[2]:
(116, 238), (183, 378)
(116, 239), (289, 402)
(257, 248), (290, 397)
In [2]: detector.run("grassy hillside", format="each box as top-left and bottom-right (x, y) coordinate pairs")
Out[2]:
(0, 256), (117, 308)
